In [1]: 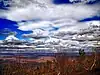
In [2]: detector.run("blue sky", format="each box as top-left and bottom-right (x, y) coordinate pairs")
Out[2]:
(0, 0), (100, 40)
(0, 18), (32, 40)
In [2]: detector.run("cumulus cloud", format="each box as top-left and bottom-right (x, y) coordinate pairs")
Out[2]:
(86, 20), (100, 26)
(5, 35), (19, 41)
(0, 0), (100, 39)
(72, 34), (94, 40)
(18, 21), (53, 31)
(18, 18), (79, 40)
(50, 21), (100, 40)
(5, 4), (99, 21)
(0, 0), (99, 21)
(22, 29), (49, 39)
(10, 0), (53, 8)
(18, 18), (97, 34)
(0, 0), (99, 50)
(19, 19), (100, 42)
(18, 18), (77, 31)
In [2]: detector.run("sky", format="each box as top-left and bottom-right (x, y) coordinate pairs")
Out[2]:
(0, 0), (100, 41)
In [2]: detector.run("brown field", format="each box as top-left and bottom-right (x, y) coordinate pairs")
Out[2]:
(0, 53), (100, 75)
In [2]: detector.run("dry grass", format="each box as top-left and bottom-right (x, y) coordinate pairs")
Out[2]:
(0, 53), (100, 75)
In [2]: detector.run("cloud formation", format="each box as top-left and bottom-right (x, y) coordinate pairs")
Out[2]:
(0, 0), (99, 21)
(0, 0), (100, 51)
(4, 4), (99, 21)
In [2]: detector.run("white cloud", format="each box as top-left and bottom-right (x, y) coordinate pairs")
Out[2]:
(52, 21), (89, 33)
(18, 21), (53, 31)
(5, 35), (19, 41)
(19, 20), (100, 42)
(86, 20), (100, 26)
(23, 29), (49, 39)
(0, 0), (100, 50)
(52, 18), (77, 27)
(10, 0), (53, 7)
(58, 26), (79, 32)
(0, 0), (99, 34)
(72, 34), (94, 40)
(33, 39), (45, 44)
(0, 0), (99, 21)
(49, 21), (100, 41)
(18, 18), (77, 31)
(7, 4), (100, 21)
(1, 0), (100, 42)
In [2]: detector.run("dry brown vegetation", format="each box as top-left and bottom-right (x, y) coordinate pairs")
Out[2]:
(0, 53), (100, 75)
